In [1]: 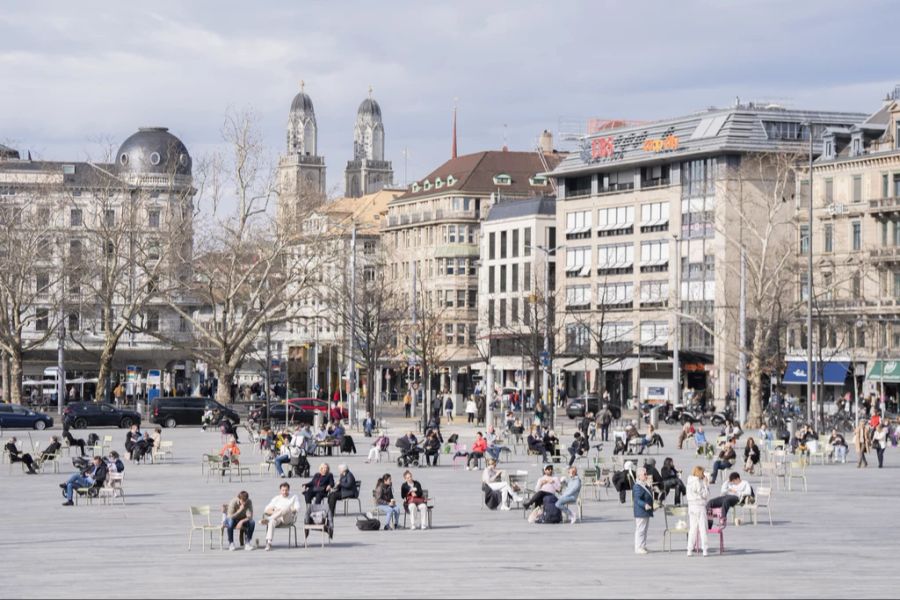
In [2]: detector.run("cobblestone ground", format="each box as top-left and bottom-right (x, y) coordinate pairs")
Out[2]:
(1, 406), (897, 598)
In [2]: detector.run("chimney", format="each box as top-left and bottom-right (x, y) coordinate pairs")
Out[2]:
(539, 130), (553, 154)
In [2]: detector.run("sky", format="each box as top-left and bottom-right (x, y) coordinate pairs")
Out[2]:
(1, 0), (898, 197)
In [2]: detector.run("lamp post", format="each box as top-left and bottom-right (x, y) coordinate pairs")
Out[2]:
(806, 122), (815, 425)
(535, 243), (563, 426)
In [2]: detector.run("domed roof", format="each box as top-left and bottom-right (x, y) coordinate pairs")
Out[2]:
(291, 91), (315, 115)
(357, 97), (382, 120)
(115, 127), (191, 176)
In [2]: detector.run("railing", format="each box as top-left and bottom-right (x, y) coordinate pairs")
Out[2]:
(599, 182), (635, 195)
(869, 247), (900, 261)
(640, 178), (670, 189)
(868, 197), (900, 211)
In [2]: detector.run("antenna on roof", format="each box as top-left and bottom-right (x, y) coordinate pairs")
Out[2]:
(451, 98), (459, 159)
(502, 123), (508, 151)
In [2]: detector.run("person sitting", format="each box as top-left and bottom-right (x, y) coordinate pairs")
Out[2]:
(5, 437), (37, 474)
(62, 424), (87, 457)
(624, 421), (646, 454)
(396, 431), (421, 466)
(105, 451), (125, 473)
(709, 438), (736, 484)
(366, 433), (391, 463)
(481, 458), (523, 510)
(38, 436), (62, 467)
(758, 423), (774, 444)
(829, 429), (848, 463)
(485, 427), (511, 463)
(721, 420), (743, 441)
(225, 490), (255, 551)
(567, 431), (589, 467)
(676, 422), (696, 450)
(643, 457), (664, 503)
(555, 465), (582, 523)
(743, 437), (761, 474)
(219, 436), (241, 471)
(363, 413), (376, 437)
(612, 461), (636, 504)
(201, 408), (215, 431)
(326, 464), (358, 516)
(60, 455), (107, 505)
(302, 463), (335, 505)
(124, 424), (150, 462)
(220, 417), (239, 443)
(423, 431), (441, 466)
(707, 471), (754, 524)
(260, 482), (301, 551)
(466, 432), (488, 470)
(645, 424), (664, 449)
(400, 470), (429, 529)
(543, 429), (561, 461)
(273, 431), (296, 478)
(522, 465), (562, 510)
(527, 426), (548, 462)
(660, 457), (686, 505)
(373, 473), (402, 530)
(333, 421), (356, 454)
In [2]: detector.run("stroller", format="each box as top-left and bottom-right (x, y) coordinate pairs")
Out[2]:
(395, 438), (422, 467)
(290, 448), (311, 478)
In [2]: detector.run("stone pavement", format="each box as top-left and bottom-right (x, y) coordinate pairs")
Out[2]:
(0, 409), (897, 598)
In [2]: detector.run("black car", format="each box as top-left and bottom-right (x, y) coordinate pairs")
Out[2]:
(150, 397), (240, 428)
(256, 403), (315, 425)
(63, 402), (141, 429)
(566, 396), (623, 421)
(0, 403), (54, 430)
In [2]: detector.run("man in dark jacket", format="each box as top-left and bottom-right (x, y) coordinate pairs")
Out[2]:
(61, 455), (107, 505)
(326, 464), (357, 516)
(632, 467), (654, 554)
(302, 463), (335, 505)
(5, 438), (38, 474)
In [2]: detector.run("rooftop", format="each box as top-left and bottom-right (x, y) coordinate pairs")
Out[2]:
(485, 195), (556, 222)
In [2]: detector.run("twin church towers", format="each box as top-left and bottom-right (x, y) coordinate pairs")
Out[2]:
(279, 81), (394, 202)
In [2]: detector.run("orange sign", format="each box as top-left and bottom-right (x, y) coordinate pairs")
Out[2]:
(642, 134), (679, 153)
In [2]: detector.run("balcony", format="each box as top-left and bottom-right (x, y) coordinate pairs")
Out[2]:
(869, 247), (900, 263)
(640, 177), (671, 189)
(599, 182), (635, 195)
(868, 197), (900, 218)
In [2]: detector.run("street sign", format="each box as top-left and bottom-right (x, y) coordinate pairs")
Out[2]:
(540, 351), (550, 368)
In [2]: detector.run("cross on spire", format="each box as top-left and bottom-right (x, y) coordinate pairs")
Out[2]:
(300, 79), (305, 93)
(368, 85), (373, 99)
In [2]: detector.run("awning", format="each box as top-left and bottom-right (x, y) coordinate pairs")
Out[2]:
(867, 360), (900, 383)
(782, 361), (849, 385)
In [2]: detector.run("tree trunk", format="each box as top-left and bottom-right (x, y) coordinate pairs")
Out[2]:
(747, 351), (764, 429)
(1, 351), (10, 403)
(95, 345), (116, 403)
(8, 347), (24, 404)
(366, 360), (376, 415)
(216, 364), (236, 405)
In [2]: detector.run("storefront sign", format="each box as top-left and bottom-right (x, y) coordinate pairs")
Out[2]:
(642, 134), (679, 152)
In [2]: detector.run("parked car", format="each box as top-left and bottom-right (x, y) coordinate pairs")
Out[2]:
(0, 404), (54, 430)
(261, 403), (315, 425)
(150, 397), (239, 428)
(63, 402), (141, 429)
(286, 397), (348, 419)
(566, 396), (623, 421)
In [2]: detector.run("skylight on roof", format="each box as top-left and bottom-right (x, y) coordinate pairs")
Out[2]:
(690, 114), (728, 140)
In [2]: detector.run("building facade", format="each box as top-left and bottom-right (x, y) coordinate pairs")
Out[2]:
(787, 88), (900, 409)
(345, 92), (394, 197)
(549, 104), (865, 407)
(278, 83), (327, 218)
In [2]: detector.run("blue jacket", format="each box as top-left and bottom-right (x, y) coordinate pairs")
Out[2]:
(632, 482), (654, 518)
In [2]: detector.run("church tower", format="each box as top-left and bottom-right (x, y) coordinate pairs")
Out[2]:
(344, 88), (393, 197)
(279, 81), (326, 219)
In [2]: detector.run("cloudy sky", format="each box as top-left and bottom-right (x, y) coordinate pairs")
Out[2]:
(1, 0), (897, 195)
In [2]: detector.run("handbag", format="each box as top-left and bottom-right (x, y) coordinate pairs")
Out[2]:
(407, 495), (426, 505)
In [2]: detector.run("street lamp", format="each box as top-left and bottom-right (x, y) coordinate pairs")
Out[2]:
(534, 243), (563, 426)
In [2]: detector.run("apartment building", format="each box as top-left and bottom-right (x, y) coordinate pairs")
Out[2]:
(787, 87), (900, 406)
(549, 104), (865, 407)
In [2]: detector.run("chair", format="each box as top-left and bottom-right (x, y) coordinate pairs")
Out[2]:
(188, 506), (223, 552)
(153, 440), (175, 464)
(264, 517), (299, 548)
(204, 455), (231, 483)
(582, 470), (600, 501)
(810, 436), (830, 465)
(99, 473), (125, 505)
(787, 461), (807, 492)
(341, 481), (363, 515)
(705, 507), (727, 554)
(101, 435), (114, 455)
(401, 488), (435, 529)
(507, 473), (529, 509)
(662, 505), (690, 552)
(735, 487), (772, 526)
(37, 450), (61, 474)
(303, 502), (332, 548)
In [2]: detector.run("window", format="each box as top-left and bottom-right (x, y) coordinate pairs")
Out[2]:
(146, 310), (159, 332)
(457, 290), (465, 308)
(852, 272), (861, 299)
(445, 323), (454, 344)
(104, 209), (116, 227)
(800, 273), (810, 301)
(565, 175), (592, 198)
(852, 175), (862, 203)
(468, 288), (477, 309)
(363, 240), (375, 255)
(640, 202), (669, 232)
(825, 179), (834, 204)
(598, 206), (635, 235)
(500, 231), (507, 258)
(565, 323), (590, 353)
(852, 221), (861, 251)
(681, 158), (717, 197)
(894, 174), (900, 198)
(68, 312), (79, 332)
(148, 209), (160, 228)
(363, 266), (375, 282)
(640, 280), (669, 304)
(603, 170), (634, 192)
(488, 300), (495, 328)
(499, 299), (507, 327)
(524, 228), (532, 256)
(565, 247), (591, 276)
(35, 308), (48, 331)
(512, 229), (519, 258)
(822, 272), (833, 301)
(598, 282), (633, 306)
(105, 240), (115, 258)
(489, 232), (496, 260)
(500, 265), (507, 292)
(510, 298), (518, 323)
(488, 266), (495, 293)
(493, 174), (512, 186)
(566, 211), (592, 238)
(597, 243), (633, 272)
(566, 285), (591, 307)
(640, 240), (669, 269)
(824, 223), (833, 253)
(70, 208), (82, 227)
(601, 321), (634, 343)
(468, 323), (476, 346)
(799, 224), (810, 255)
(524, 263), (531, 291)
(511, 264), (519, 292)
(640, 321), (669, 347)
(36, 272), (50, 297)
(856, 323), (866, 348)
(457, 323), (466, 345)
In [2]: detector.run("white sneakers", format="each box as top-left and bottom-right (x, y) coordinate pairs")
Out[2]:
(635, 548), (649, 555)
(421, 524), (428, 530)
(500, 504), (512, 511)
(228, 543), (236, 551)
(245, 543), (253, 551)
(265, 542), (272, 551)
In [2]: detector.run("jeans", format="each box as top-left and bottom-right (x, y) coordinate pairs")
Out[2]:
(568, 450), (582, 467)
(274, 455), (291, 476)
(364, 423), (373, 437)
(706, 494), (740, 522)
(65, 474), (93, 501)
(661, 478), (686, 504)
(833, 445), (847, 462)
(555, 493), (578, 511)
(709, 460), (732, 483)
(225, 518), (255, 544)
(600, 424), (610, 442)
(876, 447), (885, 468)
(376, 504), (402, 528)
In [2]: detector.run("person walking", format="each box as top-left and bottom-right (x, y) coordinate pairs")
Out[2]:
(597, 406), (612, 442)
(403, 391), (412, 418)
(632, 467), (654, 555)
(854, 419), (871, 468)
(444, 394), (454, 423)
(873, 423), (888, 468)
(686, 465), (709, 557)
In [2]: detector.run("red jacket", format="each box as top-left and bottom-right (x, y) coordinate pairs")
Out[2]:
(471, 438), (488, 453)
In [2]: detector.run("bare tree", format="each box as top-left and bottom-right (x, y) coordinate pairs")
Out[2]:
(151, 109), (329, 405)
(405, 277), (454, 426)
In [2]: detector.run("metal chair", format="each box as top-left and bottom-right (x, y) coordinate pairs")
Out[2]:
(341, 481), (363, 515)
(662, 505), (689, 552)
(188, 505), (223, 552)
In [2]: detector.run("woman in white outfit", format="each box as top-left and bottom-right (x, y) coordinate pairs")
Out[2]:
(481, 459), (523, 510)
(686, 465), (709, 557)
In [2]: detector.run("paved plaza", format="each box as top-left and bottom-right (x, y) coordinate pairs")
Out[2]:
(1, 409), (897, 598)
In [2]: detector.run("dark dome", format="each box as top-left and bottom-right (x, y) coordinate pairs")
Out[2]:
(357, 97), (382, 120)
(291, 91), (315, 115)
(115, 127), (191, 176)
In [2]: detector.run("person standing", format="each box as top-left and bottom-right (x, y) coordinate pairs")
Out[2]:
(403, 391), (412, 418)
(632, 467), (654, 554)
(686, 465), (709, 557)
(444, 394), (454, 423)
(873, 423), (888, 468)
(465, 397), (477, 424)
(225, 491), (255, 551)
(597, 406), (613, 442)
(854, 419), (871, 468)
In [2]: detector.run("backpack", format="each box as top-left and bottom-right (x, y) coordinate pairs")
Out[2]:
(538, 495), (562, 524)
(87, 434), (100, 446)
(482, 483), (502, 510)
(356, 517), (381, 531)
